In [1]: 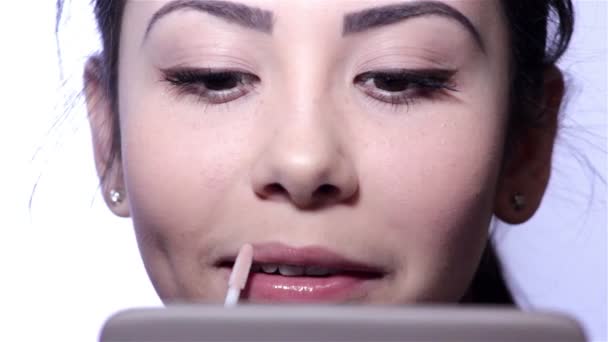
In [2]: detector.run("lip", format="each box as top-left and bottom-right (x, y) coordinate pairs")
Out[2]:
(215, 242), (386, 303)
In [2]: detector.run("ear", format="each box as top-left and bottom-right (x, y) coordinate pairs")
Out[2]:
(84, 56), (130, 217)
(494, 66), (564, 224)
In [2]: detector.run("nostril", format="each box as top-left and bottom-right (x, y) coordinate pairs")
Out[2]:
(314, 184), (340, 198)
(258, 182), (342, 207)
(263, 183), (287, 196)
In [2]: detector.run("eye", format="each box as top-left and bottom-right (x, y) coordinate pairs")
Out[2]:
(370, 74), (414, 92)
(354, 69), (457, 107)
(163, 68), (260, 104)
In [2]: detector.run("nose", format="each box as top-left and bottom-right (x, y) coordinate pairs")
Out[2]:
(251, 117), (359, 210)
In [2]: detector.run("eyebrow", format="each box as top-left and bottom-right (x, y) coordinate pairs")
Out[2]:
(343, 1), (485, 53)
(144, 0), (274, 41)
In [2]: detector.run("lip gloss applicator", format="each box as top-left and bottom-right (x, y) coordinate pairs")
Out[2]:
(224, 243), (253, 307)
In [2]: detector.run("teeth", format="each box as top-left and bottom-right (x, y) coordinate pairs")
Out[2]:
(261, 264), (278, 273)
(304, 266), (333, 276)
(278, 265), (305, 276)
(252, 263), (339, 276)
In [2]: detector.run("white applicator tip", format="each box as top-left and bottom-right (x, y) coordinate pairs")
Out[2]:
(224, 243), (253, 307)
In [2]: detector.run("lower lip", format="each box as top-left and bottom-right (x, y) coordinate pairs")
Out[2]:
(237, 271), (378, 303)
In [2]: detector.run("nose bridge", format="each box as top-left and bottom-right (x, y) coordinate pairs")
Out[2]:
(250, 60), (358, 209)
(280, 61), (335, 157)
(271, 106), (338, 182)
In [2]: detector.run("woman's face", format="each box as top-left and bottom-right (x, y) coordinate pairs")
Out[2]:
(111, 0), (511, 303)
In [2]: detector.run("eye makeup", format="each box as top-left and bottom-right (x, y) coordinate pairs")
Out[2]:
(160, 65), (458, 111)
(354, 68), (458, 110)
(161, 67), (260, 105)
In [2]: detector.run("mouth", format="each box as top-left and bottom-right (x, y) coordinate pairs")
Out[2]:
(215, 242), (386, 303)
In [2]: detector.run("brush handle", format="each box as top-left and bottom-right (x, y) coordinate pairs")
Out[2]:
(224, 287), (240, 307)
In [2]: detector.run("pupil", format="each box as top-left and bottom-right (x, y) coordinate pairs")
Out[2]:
(206, 74), (239, 90)
(374, 76), (409, 92)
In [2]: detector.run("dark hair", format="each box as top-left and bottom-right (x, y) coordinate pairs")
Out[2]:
(60, 0), (575, 304)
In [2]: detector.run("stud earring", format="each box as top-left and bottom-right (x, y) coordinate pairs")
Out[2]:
(109, 189), (124, 206)
(511, 192), (526, 211)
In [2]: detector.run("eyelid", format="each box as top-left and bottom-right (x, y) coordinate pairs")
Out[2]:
(353, 68), (459, 110)
(161, 67), (260, 105)
(162, 67), (260, 82)
(355, 68), (457, 89)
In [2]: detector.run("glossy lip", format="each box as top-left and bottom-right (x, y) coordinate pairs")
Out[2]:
(215, 242), (387, 303)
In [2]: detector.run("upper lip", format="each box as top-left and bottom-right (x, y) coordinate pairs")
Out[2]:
(215, 242), (386, 274)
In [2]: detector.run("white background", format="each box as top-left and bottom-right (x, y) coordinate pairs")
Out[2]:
(0, 1), (606, 341)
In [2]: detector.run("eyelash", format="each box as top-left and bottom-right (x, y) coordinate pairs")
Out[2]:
(162, 68), (260, 104)
(162, 68), (457, 109)
(353, 69), (458, 110)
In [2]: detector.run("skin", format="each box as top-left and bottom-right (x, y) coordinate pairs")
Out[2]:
(85, 0), (564, 304)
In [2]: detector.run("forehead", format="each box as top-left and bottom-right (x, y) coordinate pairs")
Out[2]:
(124, 0), (503, 32)
(122, 0), (508, 65)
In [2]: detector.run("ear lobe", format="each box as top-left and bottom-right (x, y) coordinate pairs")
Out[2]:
(107, 187), (130, 218)
(84, 56), (130, 217)
(494, 66), (564, 224)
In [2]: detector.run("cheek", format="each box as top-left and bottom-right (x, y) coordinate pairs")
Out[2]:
(117, 91), (262, 299)
(376, 118), (503, 228)
(359, 104), (506, 298)
(117, 78), (258, 268)
(120, 104), (255, 234)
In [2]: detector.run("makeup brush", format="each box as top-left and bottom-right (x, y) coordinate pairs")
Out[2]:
(224, 243), (253, 307)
